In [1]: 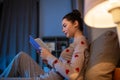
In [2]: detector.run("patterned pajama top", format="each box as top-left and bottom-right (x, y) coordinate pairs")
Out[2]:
(46, 35), (89, 80)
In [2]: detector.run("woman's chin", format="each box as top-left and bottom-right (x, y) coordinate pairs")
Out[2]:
(65, 34), (72, 38)
(64, 34), (67, 37)
(66, 35), (71, 38)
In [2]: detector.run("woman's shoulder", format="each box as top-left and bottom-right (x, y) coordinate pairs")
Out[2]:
(74, 35), (88, 46)
(73, 35), (88, 52)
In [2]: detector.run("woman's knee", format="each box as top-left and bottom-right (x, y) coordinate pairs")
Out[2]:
(15, 51), (29, 60)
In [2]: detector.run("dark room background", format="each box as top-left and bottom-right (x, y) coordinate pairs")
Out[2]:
(0, 0), (39, 71)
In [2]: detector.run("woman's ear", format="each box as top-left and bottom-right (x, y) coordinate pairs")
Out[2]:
(73, 20), (79, 28)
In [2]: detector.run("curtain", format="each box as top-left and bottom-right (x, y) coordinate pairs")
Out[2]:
(0, 0), (39, 71)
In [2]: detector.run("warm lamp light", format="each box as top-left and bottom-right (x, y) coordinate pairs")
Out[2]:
(84, 0), (120, 46)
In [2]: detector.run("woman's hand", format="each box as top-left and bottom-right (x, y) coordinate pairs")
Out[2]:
(40, 47), (52, 60)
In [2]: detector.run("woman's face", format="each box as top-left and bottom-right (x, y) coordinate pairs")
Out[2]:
(62, 18), (77, 38)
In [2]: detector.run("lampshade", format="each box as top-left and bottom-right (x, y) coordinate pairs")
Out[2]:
(84, 0), (120, 45)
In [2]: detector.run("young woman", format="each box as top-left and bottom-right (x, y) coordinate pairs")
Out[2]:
(0, 9), (89, 80)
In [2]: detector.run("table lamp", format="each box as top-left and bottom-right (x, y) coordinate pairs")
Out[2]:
(84, 0), (120, 46)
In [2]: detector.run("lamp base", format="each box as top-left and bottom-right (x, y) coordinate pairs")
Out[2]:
(108, 6), (120, 46)
(116, 24), (120, 46)
(109, 7), (120, 24)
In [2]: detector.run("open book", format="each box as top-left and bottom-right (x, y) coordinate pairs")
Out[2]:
(29, 35), (51, 52)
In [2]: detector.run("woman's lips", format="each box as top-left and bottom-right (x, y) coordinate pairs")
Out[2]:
(64, 32), (67, 35)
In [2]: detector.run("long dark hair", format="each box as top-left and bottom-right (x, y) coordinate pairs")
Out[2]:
(62, 9), (83, 31)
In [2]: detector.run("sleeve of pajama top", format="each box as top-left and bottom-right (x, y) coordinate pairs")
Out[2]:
(46, 36), (88, 80)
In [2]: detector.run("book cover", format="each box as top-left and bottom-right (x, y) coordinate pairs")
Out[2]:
(29, 35), (51, 52)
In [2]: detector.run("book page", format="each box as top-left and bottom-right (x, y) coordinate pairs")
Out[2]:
(35, 38), (51, 52)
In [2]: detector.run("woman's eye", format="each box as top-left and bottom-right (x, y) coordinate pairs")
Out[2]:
(63, 25), (66, 28)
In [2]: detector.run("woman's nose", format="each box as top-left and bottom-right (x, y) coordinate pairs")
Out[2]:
(62, 29), (65, 33)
